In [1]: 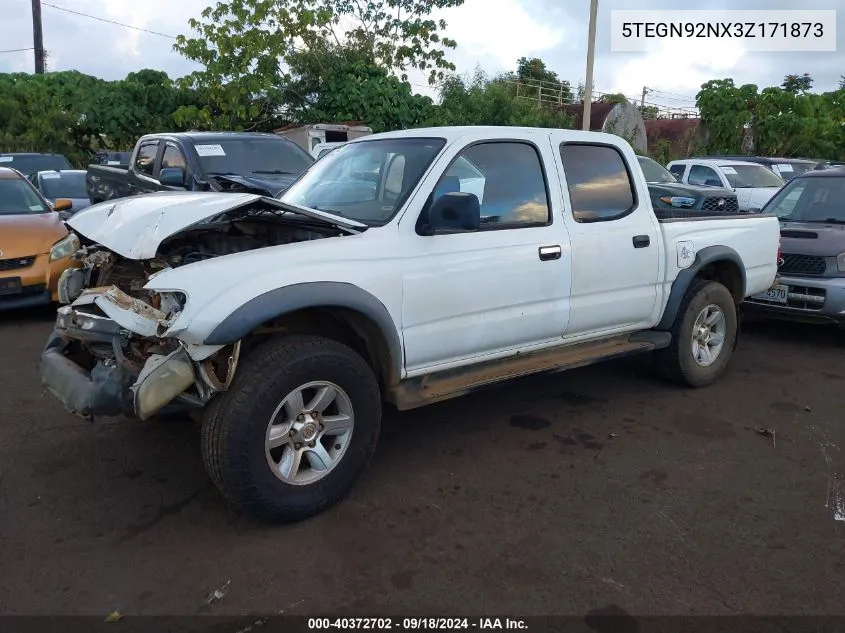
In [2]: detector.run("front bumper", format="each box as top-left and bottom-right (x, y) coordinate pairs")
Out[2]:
(743, 274), (845, 326)
(0, 254), (79, 311)
(39, 303), (204, 419)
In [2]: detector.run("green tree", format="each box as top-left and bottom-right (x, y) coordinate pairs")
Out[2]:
(639, 105), (659, 120)
(781, 73), (813, 94)
(516, 57), (559, 84)
(173, 0), (464, 128)
(696, 78), (757, 154)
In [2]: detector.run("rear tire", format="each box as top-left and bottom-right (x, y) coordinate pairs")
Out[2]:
(656, 280), (738, 388)
(201, 334), (382, 523)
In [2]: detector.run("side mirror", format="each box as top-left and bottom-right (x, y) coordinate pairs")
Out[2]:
(53, 198), (73, 212)
(58, 210), (73, 221)
(159, 167), (186, 188)
(423, 192), (481, 234)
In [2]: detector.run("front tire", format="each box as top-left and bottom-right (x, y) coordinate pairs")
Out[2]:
(656, 280), (738, 387)
(201, 335), (382, 523)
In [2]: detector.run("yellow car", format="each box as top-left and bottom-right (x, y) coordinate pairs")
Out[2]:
(0, 166), (80, 311)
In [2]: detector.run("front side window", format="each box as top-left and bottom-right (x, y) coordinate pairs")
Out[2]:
(763, 177), (845, 223)
(560, 144), (635, 222)
(688, 165), (722, 187)
(134, 143), (159, 177)
(430, 142), (550, 227)
(0, 178), (49, 215)
(161, 145), (187, 171)
(721, 164), (784, 188)
(281, 138), (445, 225)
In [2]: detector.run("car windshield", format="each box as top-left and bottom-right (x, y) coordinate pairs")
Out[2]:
(0, 154), (73, 175)
(196, 138), (314, 176)
(0, 178), (49, 215)
(775, 162), (816, 181)
(281, 137), (447, 225)
(721, 164), (785, 188)
(637, 156), (677, 183)
(762, 176), (845, 223)
(38, 172), (87, 199)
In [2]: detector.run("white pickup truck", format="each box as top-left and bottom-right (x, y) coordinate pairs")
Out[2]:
(39, 127), (781, 522)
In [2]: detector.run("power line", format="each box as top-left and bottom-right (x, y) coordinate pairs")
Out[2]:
(0, 47), (34, 53)
(648, 88), (698, 102)
(40, 2), (177, 39)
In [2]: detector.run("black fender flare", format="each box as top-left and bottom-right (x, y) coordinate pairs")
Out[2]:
(203, 282), (403, 385)
(654, 245), (746, 331)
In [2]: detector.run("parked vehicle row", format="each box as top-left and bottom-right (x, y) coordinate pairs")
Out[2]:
(38, 126), (781, 523)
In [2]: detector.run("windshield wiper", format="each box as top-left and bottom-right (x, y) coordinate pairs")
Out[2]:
(251, 170), (296, 175)
(805, 218), (845, 224)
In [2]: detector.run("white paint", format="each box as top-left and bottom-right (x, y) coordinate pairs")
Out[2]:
(67, 191), (364, 260)
(721, 166), (737, 175)
(194, 144), (226, 157)
(0, 157), (12, 163)
(76, 127), (778, 375)
(676, 241), (695, 268)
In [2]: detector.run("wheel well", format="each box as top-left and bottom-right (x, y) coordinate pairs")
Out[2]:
(696, 260), (744, 303)
(240, 307), (395, 390)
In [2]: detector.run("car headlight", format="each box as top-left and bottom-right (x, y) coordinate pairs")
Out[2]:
(659, 196), (696, 208)
(49, 233), (80, 262)
(837, 252), (845, 272)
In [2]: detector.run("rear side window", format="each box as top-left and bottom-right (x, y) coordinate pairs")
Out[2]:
(560, 144), (635, 222)
(668, 164), (686, 179)
(134, 142), (159, 177)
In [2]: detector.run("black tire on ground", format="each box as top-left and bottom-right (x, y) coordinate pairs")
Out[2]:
(201, 334), (382, 523)
(656, 279), (738, 388)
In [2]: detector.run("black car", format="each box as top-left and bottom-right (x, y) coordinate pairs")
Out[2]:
(637, 156), (739, 214)
(86, 132), (315, 204)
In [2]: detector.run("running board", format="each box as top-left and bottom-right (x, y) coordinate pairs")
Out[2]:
(388, 331), (671, 411)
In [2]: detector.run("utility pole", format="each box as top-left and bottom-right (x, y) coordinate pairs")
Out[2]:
(641, 86), (649, 108)
(31, 0), (45, 74)
(582, 0), (599, 130)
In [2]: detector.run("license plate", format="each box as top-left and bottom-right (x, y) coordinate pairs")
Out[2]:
(753, 284), (789, 304)
(0, 277), (22, 296)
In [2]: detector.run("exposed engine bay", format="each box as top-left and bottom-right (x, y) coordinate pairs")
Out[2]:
(43, 206), (349, 421)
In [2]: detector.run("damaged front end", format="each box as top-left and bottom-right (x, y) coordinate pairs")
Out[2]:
(40, 282), (241, 420)
(38, 194), (356, 421)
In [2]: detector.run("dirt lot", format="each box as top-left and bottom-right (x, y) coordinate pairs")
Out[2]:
(0, 307), (843, 617)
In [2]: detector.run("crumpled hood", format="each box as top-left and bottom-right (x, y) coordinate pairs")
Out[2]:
(779, 221), (845, 256)
(67, 191), (366, 260)
(0, 212), (67, 258)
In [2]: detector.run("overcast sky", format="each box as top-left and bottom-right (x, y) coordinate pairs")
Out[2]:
(2, 0), (843, 111)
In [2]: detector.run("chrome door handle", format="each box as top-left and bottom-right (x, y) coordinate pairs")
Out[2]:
(539, 245), (561, 261)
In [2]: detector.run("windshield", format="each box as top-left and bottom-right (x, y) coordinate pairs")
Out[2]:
(721, 164), (785, 188)
(281, 137), (446, 224)
(774, 162), (816, 181)
(0, 178), (49, 215)
(196, 138), (314, 177)
(763, 176), (845, 222)
(0, 154), (72, 175)
(38, 172), (87, 199)
(637, 156), (677, 183)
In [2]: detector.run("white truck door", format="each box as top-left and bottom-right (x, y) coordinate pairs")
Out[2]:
(553, 139), (661, 337)
(398, 138), (572, 373)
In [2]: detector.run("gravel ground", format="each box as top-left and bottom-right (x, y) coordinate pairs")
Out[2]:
(1, 307), (843, 617)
